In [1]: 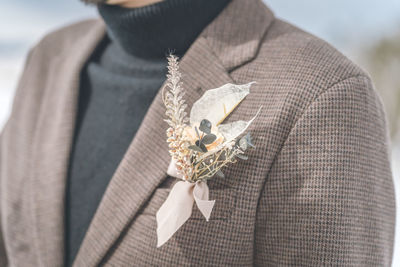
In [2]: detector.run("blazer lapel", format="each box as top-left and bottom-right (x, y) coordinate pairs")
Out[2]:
(29, 21), (106, 266)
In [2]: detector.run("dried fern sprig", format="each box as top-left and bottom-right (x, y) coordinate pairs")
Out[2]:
(163, 54), (193, 180)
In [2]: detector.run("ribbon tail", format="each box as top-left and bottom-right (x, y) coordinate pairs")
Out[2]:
(156, 181), (195, 247)
(193, 181), (216, 221)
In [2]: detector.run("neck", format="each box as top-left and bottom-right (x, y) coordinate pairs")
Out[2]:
(107, 0), (163, 8)
(98, 0), (231, 59)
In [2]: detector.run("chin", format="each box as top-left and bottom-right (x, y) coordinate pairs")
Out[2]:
(80, 0), (106, 4)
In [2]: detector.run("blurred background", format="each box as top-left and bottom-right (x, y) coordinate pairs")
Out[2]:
(0, 0), (399, 264)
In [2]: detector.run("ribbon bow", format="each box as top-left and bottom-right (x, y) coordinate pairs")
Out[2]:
(156, 159), (216, 247)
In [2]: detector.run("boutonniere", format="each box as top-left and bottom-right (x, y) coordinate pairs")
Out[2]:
(156, 55), (261, 247)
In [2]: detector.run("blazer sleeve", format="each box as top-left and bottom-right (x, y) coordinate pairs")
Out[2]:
(0, 46), (36, 267)
(254, 75), (396, 266)
(0, 133), (7, 266)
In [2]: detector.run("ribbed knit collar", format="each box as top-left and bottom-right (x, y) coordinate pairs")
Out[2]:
(97, 0), (231, 59)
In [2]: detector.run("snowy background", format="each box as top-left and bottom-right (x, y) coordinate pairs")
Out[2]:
(1, 0), (399, 264)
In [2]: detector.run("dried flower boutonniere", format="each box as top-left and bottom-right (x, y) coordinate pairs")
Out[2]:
(156, 55), (260, 247)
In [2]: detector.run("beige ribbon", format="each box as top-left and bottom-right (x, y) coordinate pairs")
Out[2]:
(156, 160), (215, 247)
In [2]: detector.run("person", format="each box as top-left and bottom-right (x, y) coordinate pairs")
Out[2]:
(0, 0), (396, 266)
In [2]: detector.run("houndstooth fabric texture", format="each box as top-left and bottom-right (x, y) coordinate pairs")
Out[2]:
(0, 0), (395, 266)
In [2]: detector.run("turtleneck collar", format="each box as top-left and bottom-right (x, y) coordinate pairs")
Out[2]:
(98, 0), (231, 59)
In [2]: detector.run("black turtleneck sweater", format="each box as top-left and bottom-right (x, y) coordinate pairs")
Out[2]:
(64, 0), (231, 266)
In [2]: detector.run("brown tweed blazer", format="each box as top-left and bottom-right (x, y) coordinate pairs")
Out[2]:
(0, 0), (396, 266)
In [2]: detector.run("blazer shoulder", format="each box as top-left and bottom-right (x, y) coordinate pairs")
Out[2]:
(14, 18), (104, 106)
(4, 19), (104, 137)
(32, 18), (104, 56)
(234, 18), (383, 139)
(254, 18), (368, 91)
